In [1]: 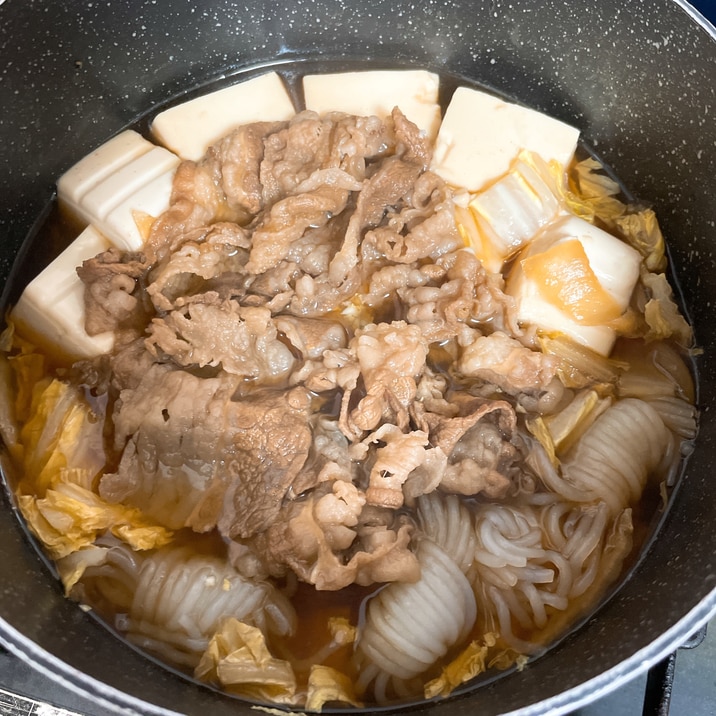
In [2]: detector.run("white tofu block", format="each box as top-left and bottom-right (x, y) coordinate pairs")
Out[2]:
(57, 130), (153, 205)
(79, 146), (178, 221)
(103, 167), (178, 251)
(548, 216), (642, 310)
(10, 226), (115, 360)
(151, 72), (296, 161)
(58, 134), (180, 251)
(303, 69), (442, 141)
(506, 215), (641, 356)
(431, 87), (580, 192)
(508, 272), (617, 357)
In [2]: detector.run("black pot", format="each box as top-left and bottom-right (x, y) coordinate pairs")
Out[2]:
(1, 1), (715, 714)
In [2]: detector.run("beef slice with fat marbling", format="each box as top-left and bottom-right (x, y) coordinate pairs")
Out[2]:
(100, 365), (312, 536)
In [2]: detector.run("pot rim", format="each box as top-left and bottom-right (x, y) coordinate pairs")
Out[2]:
(679, 0), (716, 31)
(2, 589), (716, 716)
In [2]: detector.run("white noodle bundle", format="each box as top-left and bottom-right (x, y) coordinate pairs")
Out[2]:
(616, 342), (698, 441)
(416, 492), (478, 574)
(90, 544), (295, 668)
(636, 394), (698, 441)
(472, 498), (629, 652)
(355, 539), (476, 702)
(537, 398), (670, 515)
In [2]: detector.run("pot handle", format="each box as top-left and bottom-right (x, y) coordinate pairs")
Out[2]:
(642, 624), (708, 716)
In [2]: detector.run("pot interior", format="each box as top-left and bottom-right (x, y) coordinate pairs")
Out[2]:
(1, 3), (715, 716)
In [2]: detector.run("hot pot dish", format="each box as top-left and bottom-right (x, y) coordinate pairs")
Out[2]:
(0, 66), (699, 711)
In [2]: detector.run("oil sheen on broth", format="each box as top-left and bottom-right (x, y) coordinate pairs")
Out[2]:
(0, 65), (698, 710)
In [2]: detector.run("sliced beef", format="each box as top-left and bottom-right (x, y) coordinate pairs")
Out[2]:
(362, 423), (430, 509)
(365, 203), (462, 266)
(287, 267), (364, 317)
(259, 112), (338, 206)
(146, 302), (295, 384)
(459, 331), (559, 394)
(274, 316), (347, 362)
(99, 366), (312, 536)
(291, 415), (361, 493)
(245, 110), (399, 277)
(418, 394), (519, 498)
(147, 121), (285, 261)
(147, 222), (251, 312)
(99, 365), (239, 530)
(399, 250), (514, 345)
(338, 320), (429, 440)
(362, 263), (443, 310)
(245, 184), (351, 275)
(234, 486), (420, 591)
(439, 421), (516, 497)
(328, 159), (421, 285)
(217, 387), (313, 539)
(362, 170), (462, 267)
(78, 248), (151, 336)
(108, 337), (159, 393)
(76, 107), (572, 600)
(214, 121), (286, 216)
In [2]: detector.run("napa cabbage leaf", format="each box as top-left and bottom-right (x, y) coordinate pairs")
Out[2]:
(195, 618), (299, 705)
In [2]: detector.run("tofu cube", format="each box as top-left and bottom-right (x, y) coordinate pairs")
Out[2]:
(57, 130), (153, 205)
(506, 215), (641, 356)
(10, 226), (115, 360)
(57, 130), (180, 251)
(151, 72), (296, 161)
(303, 69), (441, 140)
(431, 86), (580, 192)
